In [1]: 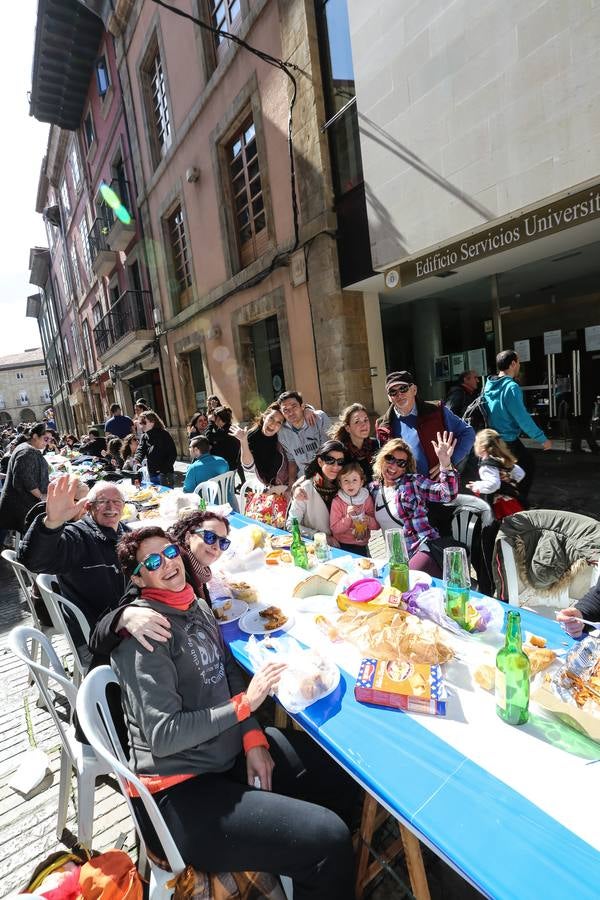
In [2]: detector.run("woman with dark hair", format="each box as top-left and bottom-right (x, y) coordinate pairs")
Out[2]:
(371, 435), (458, 577)
(231, 403), (288, 489)
(134, 410), (178, 486)
(206, 405), (241, 472)
(188, 411), (209, 439)
(121, 434), (140, 472)
(61, 434), (80, 454)
(103, 438), (124, 470)
(109, 525), (357, 899)
(285, 440), (346, 539)
(329, 403), (379, 482)
(0, 423), (51, 532)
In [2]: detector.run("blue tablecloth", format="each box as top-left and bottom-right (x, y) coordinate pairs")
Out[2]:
(224, 514), (600, 899)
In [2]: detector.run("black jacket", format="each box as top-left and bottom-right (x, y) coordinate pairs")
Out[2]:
(576, 581), (600, 622)
(0, 443), (50, 532)
(446, 384), (478, 419)
(18, 513), (129, 628)
(134, 427), (177, 475)
(206, 424), (241, 472)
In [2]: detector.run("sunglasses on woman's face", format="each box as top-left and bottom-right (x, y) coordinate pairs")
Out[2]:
(133, 543), (181, 575)
(193, 528), (231, 551)
(387, 384), (412, 396)
(384, 454), (409, 468)
(321, 454), (345, 467)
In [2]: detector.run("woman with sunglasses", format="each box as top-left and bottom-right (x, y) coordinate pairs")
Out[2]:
(286, 440), (347, 540)
(111, 526), (357, 899)
(371, 434), (459, 577)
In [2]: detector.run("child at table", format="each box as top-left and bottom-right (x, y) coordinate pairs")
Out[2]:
(330, 462), (378, 556)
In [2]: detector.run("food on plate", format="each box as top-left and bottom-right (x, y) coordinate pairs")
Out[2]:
(228, 581), (258, 603)
(270, 535), (292, 550)
(139, 507), (161, 519)
(358, 558), (375, 571)
(213, 600), (233, 621)
(473, 664), (496, 691)
(265, 549), (293, 565)
(523, 644), (557, 675)
(529, 633), (547, 649)
(258, 606), (288, 631)
(298, 674), (327, 701)
(120, 503), (137, 522)
(131, 487), (156, 502)
(334, 608), (453, 665)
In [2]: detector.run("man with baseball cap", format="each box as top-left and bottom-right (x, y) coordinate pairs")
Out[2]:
(376, 371), (475, 477)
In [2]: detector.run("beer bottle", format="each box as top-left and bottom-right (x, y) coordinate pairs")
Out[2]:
(495, 610), (530, 726)
(198, 496), (207, 512)
(387, 529), (409, 593)
(290, 518), (309, 569)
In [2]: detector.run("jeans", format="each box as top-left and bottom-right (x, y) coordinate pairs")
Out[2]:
(132, 727), (358, 900)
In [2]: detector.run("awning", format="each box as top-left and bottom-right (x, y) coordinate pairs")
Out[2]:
(29, 0), (104, 130)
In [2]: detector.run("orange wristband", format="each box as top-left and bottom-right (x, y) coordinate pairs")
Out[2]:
(231, 692), (251, 722)
(243, 729), (270, 753)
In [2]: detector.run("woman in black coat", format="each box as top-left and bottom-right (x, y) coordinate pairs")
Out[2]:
(134, 411), (177, 487)
(0, 423), (50, 532)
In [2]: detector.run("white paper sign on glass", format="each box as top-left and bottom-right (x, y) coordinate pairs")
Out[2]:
(543, 330), (562, 355)
(514, 339), (531, 363)
(584, 325), (600, 352)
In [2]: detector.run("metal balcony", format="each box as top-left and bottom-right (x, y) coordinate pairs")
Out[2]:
(93, 290), (154, 365)
(89, 214), (118, 277)
(106, 179), (136, 252)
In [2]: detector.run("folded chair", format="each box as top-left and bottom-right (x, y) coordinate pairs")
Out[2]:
(9, 626), (113, 849)
(76, 666), (288, 899)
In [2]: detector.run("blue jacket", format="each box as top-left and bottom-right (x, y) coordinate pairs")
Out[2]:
(183, 453), (228, 493)
(483, 376), (547, 443)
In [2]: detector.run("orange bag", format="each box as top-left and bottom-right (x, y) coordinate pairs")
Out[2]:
(78, 850), (143, 900)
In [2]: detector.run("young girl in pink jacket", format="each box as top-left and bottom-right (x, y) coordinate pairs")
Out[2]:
(330, 462), (379, 556)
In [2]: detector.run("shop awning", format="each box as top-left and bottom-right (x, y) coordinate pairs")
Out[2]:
(29, 0), (104, 130)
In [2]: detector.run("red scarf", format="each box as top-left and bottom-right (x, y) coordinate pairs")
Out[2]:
(141, 584), (196, 610)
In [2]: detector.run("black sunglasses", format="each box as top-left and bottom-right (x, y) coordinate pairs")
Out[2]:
(384, 454), (409, 467)
(320, 454), (345, 466)
(193, 528), (231, 551)
(388, 384), (412, 396)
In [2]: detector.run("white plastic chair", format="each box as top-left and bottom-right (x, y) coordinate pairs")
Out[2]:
(36, 574), (92, 686)
(498, 537), (600, 614)
(77, 666), (290, 900)
(76, 666), (186, 898)
(238, 477), (263, 516)
(194, 470), (238, 509)
(194, 479), (219, 505)
(9, 626), (113, 849)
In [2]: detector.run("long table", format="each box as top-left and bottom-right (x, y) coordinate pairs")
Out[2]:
(223, 514), (600, 900)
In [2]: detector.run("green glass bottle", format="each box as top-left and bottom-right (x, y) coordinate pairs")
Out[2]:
(198, 496), (207, 512)
(495, 610), (530, 726)
(290, 518), (309, 569)
(445, 548), (469, 628)
(388, 529), (409, 593)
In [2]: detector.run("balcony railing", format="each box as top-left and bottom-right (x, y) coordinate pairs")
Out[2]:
(102, 178), (134, 229)
(88, 212), (112, 262)
(93, 290), (154, 357)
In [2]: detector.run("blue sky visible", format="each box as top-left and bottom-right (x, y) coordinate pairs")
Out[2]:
(0, 0), (49, 357)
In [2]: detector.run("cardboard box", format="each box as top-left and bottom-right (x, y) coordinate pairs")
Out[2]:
(355, 657), (447, 716)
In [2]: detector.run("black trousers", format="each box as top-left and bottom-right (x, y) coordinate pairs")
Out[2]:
(132, 728), (359, 900)
(505, 439), (535, 501)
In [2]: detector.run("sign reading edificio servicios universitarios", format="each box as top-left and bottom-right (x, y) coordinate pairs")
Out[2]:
(385, 184), (600, 288)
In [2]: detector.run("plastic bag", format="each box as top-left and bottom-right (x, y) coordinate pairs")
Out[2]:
(247, 634), (340, 712)
(403, 586), (504, 634)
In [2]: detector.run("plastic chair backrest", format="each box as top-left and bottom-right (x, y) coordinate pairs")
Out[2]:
(498, 536), (521, 605)
(36, 574), (91, 683)
(9, 626), (78, 758)
(1, 548), (41, 622)
(194, 479), (219, 504)
(451, 507), (480, 555)
(76, 666), (186, 876)
(212, 471), (238, 507)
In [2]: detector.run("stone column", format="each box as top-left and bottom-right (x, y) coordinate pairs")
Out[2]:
(412, 298), (445, 400)
(363, 292), (388, 415)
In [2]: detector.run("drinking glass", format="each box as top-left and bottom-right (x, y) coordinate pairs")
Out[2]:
(385, 528), (409, 592)
(443, 546), (470, 627)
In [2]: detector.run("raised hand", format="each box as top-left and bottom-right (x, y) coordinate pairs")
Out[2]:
(431, 431), (456, 469)
(230, 424), (249, 443)
(45, 474), (89, 529)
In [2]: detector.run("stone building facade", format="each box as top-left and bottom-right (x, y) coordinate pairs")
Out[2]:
(0, 350), (51, 428)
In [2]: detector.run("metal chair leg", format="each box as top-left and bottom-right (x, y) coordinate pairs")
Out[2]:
(56, 748), (71, 840)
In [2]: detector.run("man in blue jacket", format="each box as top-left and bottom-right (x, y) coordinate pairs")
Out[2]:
(183, 435), (228, 493)
(483, 349), (552, 499)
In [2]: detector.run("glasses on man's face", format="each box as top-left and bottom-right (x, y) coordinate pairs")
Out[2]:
(93, 497), (125, 508)
(321, 454), (345, 467)
(388, 384), (412, 397)
(384, 454), (409, 468)
(133, 543), (181, 575)
(193, 528), (231, 551)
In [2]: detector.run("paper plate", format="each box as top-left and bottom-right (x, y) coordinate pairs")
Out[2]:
(213, 598), (249, 625)
(345, 578), (384, 604)
(239, 608), (295, 635)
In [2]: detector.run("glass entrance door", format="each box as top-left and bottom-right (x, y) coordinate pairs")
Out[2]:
(250, 315), (285, 404)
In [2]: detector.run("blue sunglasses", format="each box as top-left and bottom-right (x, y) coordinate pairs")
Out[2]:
(133, 543), (181, 575)
(193, 528), (231, 551)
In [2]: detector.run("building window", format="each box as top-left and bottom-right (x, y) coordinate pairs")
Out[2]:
(92, 301), (103, 325)
(82, 319), (94, 372)
(142, 41), (172, 166)
(210, 0), (241, 45)
(71, 323), (83, 371)
(70, 144), (82, 189)
(79, 217), (92, 279)
(16, 372), (24, 380)
(228, 117), (267, 267)
(70, 245), (83, 297)
(62, 336), (72, 377)
(83, 111), (95, 152)
(166, 205), (193, 302)
(96, 55), (110, 97)
(40, 369), (47, 376)
(60, 256), (71, 302)
(60, 179), (71, 220)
